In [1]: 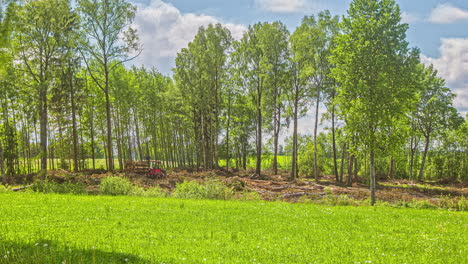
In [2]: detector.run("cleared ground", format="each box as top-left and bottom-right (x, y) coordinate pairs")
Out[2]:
(0, 193), (466, 263)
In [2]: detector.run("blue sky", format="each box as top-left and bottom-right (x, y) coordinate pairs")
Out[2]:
(129, 0), (468, 134)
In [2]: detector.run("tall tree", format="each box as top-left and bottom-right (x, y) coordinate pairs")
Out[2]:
(291, 11), (339, 181)
(0, 0), (16, 183)
(331, 0), (419, 205)
(235, 22), (290, 176)
(174, 24), (232, 169)
(415, 65), (461, 180)
(78, 0), (140, 171)
(260, 22), (290, 175)
(16, 0), (76, 175)
(289, 28), (310, 180)
(235, 23), (267, 176)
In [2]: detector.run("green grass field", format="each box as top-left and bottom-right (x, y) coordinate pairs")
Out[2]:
(0, 193), (466, 263)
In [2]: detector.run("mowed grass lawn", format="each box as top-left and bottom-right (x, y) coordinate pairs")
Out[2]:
(0, 193), (466, 263)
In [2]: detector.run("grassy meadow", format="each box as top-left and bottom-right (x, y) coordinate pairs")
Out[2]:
(0, 192), (466, 264)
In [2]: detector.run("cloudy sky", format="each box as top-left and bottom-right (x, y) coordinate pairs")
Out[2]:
(128, 0), (468, 135)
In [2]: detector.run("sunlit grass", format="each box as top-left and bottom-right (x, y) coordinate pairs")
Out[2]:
(0, 192), (466, 263)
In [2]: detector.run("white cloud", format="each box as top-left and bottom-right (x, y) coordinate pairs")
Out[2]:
(428, 3), (468, 24)
(453, 89), (468, 110)
(421, 38), (468, 86)
(131, 0), (246, 73)
(401, 12), (420, 24)
(421, 38), (468, 112)
(255, 0), (306, 13)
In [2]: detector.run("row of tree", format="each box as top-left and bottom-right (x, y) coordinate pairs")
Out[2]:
(1, 0), (466, 202)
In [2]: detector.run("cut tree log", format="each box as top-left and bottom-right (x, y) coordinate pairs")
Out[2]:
(13, 185), (33, 192)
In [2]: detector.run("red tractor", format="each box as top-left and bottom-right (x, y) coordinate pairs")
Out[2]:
(148, 160), (167, 179)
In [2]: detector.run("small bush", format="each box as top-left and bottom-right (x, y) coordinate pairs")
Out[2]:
(439, 195), (467, 211)
(100, 176), (132, 196)
(144, 186), (169, 197)
(173, 180), (232, 200)
(320, 194), (360, 206)
(411, 199), (437, 210)
(205, 179), (233, 200)
(173, 181), (205, 199)
(0, 185), (10, 193)
(130, 186), (168, 198)
(235, 191), (262, 201)
(32, 181), (86, 195)
(299, 194), (362, 206)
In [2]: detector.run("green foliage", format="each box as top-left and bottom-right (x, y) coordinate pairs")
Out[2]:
(439, 196), (467, 211)
(234, 191), (262, 201)
(130, 186), (168, 198)
(100, 176), (132, 196)
(411, 199), (438, 210)
(173, 180), (233, 200)
(297, 133), (334, 177)
(0, 193), (467, 263)
(0, 185), (10, 193)
(32, 181), (86, 195)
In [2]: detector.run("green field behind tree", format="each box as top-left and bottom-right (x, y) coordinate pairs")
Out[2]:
(0, 193), (466, 264)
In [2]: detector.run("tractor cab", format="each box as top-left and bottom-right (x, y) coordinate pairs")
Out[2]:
(148, 160), (166, 179)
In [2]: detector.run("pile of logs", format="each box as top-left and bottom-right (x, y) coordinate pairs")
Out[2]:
(125, 160), (150, 174)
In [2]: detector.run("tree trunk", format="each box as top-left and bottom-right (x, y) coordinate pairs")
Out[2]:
(70, 77), (79, 172)
(388, 157), (395, 179)
(105, 89), (114, 171)
(347, 153), (354, 187)
(291, 92), (299, 181)
(313, 94), (320, 182)
(242, 139), (247, 171)
(40, 86), (48, 175)
(90, 106), (96, 170)
(273, 123), (279, 175)
(134, 111), (143, 161)
(79, 115), (85, 170)
(354, 156), (358, 182)
(370, 148), (376, 206)
(340, 142), (347, 182)
(0, 141), (5, 184)
(126, 116), (132, 161)
(256, 94), (262, 176)
(226, 94), (232, 171)
(409, 136), (415, 179)
(115, 116), (123, 171)
(331, 104), (339, 182)
(419, 136), (430, 181)
(209, 114), (214, 169)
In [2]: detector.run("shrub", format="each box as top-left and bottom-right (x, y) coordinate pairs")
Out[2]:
(173, 181), (207, 199)
(130, 186), (168, 198)
(173, 180), (233, 200)
(205, 179), (233, 200)
(439, 195), (467, 211)
(144, 186), (169, 197)
(100, 176), (132, 196)
(235, 191), (262, 201)
(0, 185), (10, 193)
(319, 194), (360, 206)
(411, 199), (437, 210)
(32, 181), (86, 195)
